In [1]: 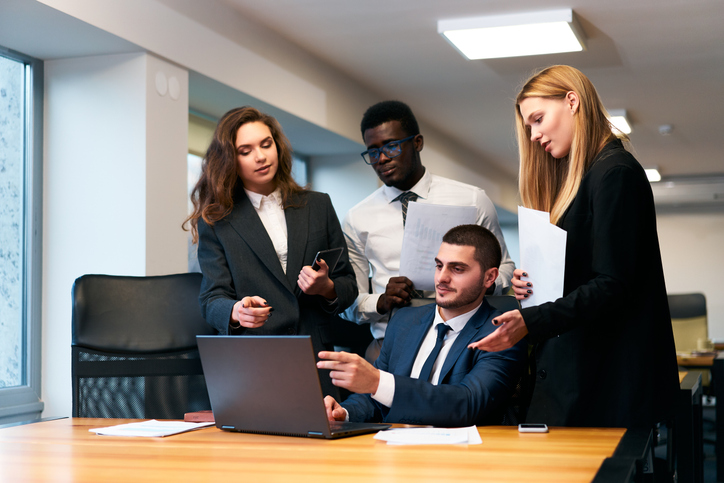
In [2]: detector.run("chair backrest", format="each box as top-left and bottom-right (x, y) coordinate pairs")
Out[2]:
(71, 273), (218, 418)
(668, 293), (708, 353)
(486, 295), (520, 313)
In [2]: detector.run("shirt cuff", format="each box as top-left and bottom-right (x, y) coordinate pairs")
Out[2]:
(362, 293), (386, 322)
(371, 370), (395, 408)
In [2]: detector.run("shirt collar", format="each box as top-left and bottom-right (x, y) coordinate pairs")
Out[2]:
(433, 300), (483, 334)
(244, 187), (282, 210)
(382, 168), (431, 204)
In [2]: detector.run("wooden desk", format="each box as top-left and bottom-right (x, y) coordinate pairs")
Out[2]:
(0, 418), (632, 482)
(677, 354), (716, 367)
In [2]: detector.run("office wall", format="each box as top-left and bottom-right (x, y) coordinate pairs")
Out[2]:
(37, 0), (518, 210)
(657, 209), (724, 340)
(309, 154), (380, 223)
(43, 52), (188, 418)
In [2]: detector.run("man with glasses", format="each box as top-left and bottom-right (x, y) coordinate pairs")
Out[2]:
(341, 100), (516, 362)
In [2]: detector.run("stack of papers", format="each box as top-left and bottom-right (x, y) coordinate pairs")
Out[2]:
(374, 426), (482, 445)
(90, 420), (214, 437)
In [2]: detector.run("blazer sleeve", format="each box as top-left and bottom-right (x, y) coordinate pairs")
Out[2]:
(319, 193), (358, 315)
(197, 218), (240, 334)
(385, 339), (526, 427)
(521, 155), (656, 339)
(340, 319), (397, 422)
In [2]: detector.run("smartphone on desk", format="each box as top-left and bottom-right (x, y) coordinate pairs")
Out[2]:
(518, 423), (548, 433)
(311, 247), (344, 273)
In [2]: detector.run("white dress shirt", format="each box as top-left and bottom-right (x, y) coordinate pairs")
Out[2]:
(244, 188), (288, 273)
(341, 169), (515, 339)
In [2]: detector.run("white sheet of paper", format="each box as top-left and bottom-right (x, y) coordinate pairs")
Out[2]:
(89, 420), (214, 437)
(373, 426), (482, 445)
(399, 202), (477, 291)
(518, 206), (567, 308)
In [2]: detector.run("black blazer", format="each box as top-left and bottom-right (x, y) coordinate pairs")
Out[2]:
(521, 140), (679, 428)
(197, 188), (358, 396)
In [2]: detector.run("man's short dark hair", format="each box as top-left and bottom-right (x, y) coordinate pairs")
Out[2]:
(442, 225), (501, 272)
(360, 100), (420, 138)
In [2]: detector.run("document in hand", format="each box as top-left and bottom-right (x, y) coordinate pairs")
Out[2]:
(400, 202), (477, 291)
(518, 207), (567, 309)
(373, 426), (482, 445)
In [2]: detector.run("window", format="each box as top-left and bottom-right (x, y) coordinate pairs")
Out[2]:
(0, 47), (43, 423)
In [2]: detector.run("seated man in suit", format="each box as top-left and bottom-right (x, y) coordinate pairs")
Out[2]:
(318, 225), (527, 427)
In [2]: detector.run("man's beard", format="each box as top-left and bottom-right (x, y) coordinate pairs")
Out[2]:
(435, 277), (485, 309)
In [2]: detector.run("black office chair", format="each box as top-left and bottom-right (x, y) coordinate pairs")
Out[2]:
(71, 273), (218, 419)
(486, 295), (521, 313)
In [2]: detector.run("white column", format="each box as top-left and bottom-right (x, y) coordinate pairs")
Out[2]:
(42, 52), (189, 417)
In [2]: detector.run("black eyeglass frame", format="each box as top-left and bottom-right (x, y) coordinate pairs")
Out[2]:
(360, 135), (417, 165)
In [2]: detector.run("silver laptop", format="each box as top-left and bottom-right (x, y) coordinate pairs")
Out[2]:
(197, 335), (391, 439)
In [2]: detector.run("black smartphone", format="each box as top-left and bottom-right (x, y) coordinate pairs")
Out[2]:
(311, 247), (344, 272)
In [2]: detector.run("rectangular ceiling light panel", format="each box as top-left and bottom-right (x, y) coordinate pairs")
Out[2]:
(607, 109), (632, 134)
(438, 9), (586, 60)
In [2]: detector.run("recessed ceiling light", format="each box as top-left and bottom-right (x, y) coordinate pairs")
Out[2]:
(438, 9), (586, 60)
(645, 168), (662, 183)
(658, 124), (674, 136)
(608, 109), (632, 134)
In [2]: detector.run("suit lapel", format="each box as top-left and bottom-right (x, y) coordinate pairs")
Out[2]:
(397, 307), (435, 377)
(284, 193), (309, 295)
(226, 188), (292, 292)
(438, 300), (492, 381)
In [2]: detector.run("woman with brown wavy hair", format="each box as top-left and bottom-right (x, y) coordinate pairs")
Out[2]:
(469, 66), (678, 429)
(185, 106), (357, 397)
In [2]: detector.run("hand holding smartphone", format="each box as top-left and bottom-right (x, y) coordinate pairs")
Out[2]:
(311, 247), (343, 272)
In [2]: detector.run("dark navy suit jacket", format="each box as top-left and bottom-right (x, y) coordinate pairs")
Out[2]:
(342, 300), (527, 427)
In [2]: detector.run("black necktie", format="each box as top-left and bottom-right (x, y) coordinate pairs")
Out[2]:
(394, 191), (418, 226)
(418, 323), (451, 383)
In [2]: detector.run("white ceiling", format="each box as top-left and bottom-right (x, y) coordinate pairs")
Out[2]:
(217, 0), (724, 179)
(3, 0), (722, 181)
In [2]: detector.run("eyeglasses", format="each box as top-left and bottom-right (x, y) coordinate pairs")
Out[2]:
(360, 135), (416, 165)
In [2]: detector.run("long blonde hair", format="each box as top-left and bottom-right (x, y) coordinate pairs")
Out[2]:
(515, 65), (623, 224)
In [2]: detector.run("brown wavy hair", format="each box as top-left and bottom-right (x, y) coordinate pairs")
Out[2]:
(184, 106), (305, 242)
(515, 65), (623, 224)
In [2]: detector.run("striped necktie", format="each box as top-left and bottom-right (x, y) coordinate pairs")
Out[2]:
(394, 191), (418, 226)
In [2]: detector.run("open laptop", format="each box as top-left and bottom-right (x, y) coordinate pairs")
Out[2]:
(196, 335), (391, 439)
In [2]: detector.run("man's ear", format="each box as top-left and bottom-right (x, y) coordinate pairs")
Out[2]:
(483, 267), (499, 289)
(414, 133), (424, 152)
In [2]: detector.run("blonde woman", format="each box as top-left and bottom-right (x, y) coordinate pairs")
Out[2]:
(469, 66), (678, 428)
